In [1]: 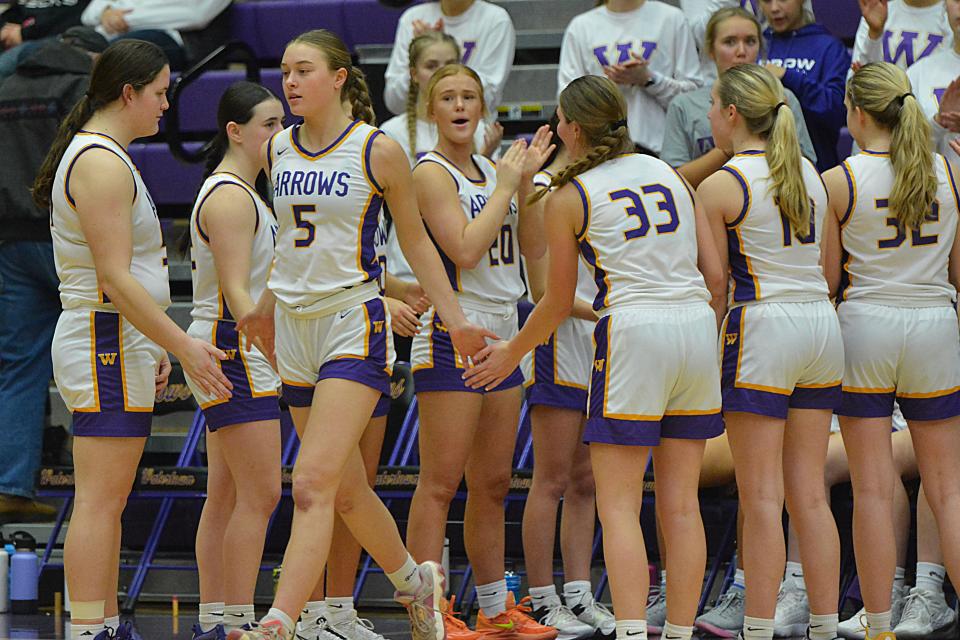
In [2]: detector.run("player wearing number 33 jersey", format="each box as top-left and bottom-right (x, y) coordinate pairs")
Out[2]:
(573, 152), (724, 444)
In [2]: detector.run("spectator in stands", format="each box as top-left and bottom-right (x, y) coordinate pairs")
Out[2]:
(663, 7), (816, 187)
(81, 0), (232, 70)
(558, 0), (702, 156)
(680, 0), (812, 80)
(760, 0), (849, 171)
(382, 32), (500, 164)
(0, 25), (106, 523)
(853, 0), (950, 70)
(383, 0), (515, 116)
(0, 0), (89, 82)
(907, 0), (960, 164)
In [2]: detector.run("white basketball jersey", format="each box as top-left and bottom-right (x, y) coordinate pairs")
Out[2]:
(723, 151), (829, 305)
(51, 130), (170, 311)
(189, 173), (278, 322)
(534, 169), (597, 303)
(573, 153), (709, 312)
(417, 151), (524, 304)
(267, 121), (384, 307)
(839, 151), (959, 306)
(375, 213), (388, 295)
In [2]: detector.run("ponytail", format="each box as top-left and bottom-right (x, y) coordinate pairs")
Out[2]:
(767, 102), (810, 237)
(848, 62), (937, 230)
(529, 75), (632, 203)
(345, 66), (376, 125)
(405, 79), (419, 161)
(33, 95), (96, 210)
(889, 94), (937, 229)
(33, 39), (168, 211)
(716, 64), (809, 238)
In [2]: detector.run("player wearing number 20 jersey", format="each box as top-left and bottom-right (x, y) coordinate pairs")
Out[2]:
(410, 149), (525, 392)
(574, 152), (723, 445)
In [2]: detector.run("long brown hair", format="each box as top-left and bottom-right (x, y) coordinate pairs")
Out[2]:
(530, 75), (632, 203)
(847, 62), (937, 230)
(716, 63), (809, 238)
(405, 32), (460, 161)
(32, 40), (168, 210)
(289, 29), (375, 125)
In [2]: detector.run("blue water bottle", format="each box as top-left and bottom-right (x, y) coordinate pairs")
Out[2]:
(504, 569), (521, 603)
(9, 531), (38, 614)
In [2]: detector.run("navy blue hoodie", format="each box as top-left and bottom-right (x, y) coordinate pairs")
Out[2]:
(765, 23), (850, 171)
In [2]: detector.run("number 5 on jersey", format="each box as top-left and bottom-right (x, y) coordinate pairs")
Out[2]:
(293, 204), (316, 247)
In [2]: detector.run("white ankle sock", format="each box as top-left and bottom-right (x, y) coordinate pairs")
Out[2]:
(864, 610), (891, 634)
(529, 585), (561, 610)
(893, 566), (906, 591)
(103, 616), (120, 632)
(70, 623), (105, 640)
(743, 615), (774, 639)
(325, 597), (355, 623)
(808, 613), (838, 640)
(563, 580), (593, 608)
(301, 600), (326, 627)
(784, 561), (805, 590)
(477, 579), (508, 618)
(661, 621), (693, 639)
(199, 602), (225, 632)
(732, 568), (746, 591)
(224, 604), (255, 631)
(916, 562), (946, 593)
(265, 608), (295, 636)
(386, 555), (422, 594)
(615, 619), (646, 640)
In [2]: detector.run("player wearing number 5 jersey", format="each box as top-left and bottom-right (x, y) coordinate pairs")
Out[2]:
(698, 63), (843, 640)
(232, 30), (495, 640)
(406, 63), (558, 640)
(465, 75), (727, 640)
(821, 61), (960, 640)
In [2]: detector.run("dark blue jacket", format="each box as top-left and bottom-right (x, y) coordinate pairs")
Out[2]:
(765, 23), (850, 171)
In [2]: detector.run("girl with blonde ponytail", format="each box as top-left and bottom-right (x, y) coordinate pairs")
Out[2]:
(466, 74), (727, 640)
(821, 60), (960, 640)
(233, 28), (495, 640)
(697, 63), (844, 640)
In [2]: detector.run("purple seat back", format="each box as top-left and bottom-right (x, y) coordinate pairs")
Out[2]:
(130, 142), (206, 206)
(341, 0), (405, 47)
(812, 0), (861, 42)
(162, 69), (287, 133)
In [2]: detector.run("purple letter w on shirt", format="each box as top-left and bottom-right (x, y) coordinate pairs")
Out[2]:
(883, 31), (944, 68)
(593, 41), (658, 67)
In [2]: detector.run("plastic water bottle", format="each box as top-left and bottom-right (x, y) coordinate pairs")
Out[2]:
(504, 570), (521, 603)
(9, 531), (38, 614)
(0, 534), (8, 613)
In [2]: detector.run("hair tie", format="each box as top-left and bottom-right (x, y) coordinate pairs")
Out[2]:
(897, 92), (914, 106)
(612, 118), (628, 130)
(774, 102), (787, 114)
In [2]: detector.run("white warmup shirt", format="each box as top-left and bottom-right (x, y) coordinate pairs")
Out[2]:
(559, 1), (703, 154)
(383, 1), (515, 116)
(852, 0), (951, 69)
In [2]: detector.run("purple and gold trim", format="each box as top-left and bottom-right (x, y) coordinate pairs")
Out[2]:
(203, 397), (280, 431)
(372, 393), (391, 418)
(72, 311), (154, 437)
(291, 120), (361, 160)
(839, 160), (857, 227)
(726, 227), (759, 303)
(413, 311), (522, 393)
(897, 387), (960, 421)
(281, 378), (315, 408)
(526, 332), (587, 412)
